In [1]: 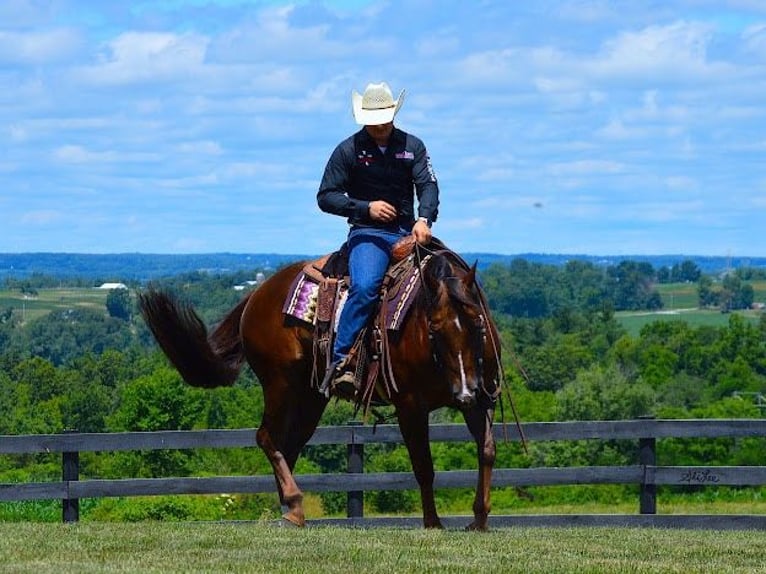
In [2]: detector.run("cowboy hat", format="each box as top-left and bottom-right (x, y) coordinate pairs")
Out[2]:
(351, 82), (406, 126)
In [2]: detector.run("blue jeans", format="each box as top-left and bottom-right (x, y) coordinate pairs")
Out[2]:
(332, 226), (409, 363)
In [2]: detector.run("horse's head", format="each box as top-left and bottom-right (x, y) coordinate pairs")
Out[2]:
(423, 253), (496, 410)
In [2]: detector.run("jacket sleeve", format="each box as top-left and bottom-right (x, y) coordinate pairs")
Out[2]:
(317, 142), (370, 221)
(412, 139), (439, 223)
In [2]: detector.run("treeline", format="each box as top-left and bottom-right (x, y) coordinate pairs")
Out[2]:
(481, 259), (661, 317)
(481, 258), (762, 315)
(1, 258), (765, 520)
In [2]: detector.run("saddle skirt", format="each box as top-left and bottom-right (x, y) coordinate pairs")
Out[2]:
(281, 252), (425, 333)
(281, 237), (433, 408)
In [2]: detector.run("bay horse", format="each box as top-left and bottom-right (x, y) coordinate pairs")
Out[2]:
(138, 245), (502, 530)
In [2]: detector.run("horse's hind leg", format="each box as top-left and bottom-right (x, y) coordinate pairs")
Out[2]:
(256, 422), (305, 526)
(396, 404), (442, 529)
(462, 406), (496, 531)
(256, 375), (327, 527)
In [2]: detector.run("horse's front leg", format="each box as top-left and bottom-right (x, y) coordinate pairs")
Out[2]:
(396, 404), (442, 529)
(462, 406), (496, 531)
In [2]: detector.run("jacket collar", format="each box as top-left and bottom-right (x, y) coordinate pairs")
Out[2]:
(357, 126), (405, 148)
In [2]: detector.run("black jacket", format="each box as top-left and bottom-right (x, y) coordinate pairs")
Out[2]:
(317, 127), (439, 228)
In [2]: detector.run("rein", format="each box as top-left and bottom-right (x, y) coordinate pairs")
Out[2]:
(413, 243), (529, 455)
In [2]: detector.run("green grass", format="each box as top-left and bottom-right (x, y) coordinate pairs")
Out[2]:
(0, 521), (764, 573)
(655, 283), (700, 310)
(656, 280), (766, 309)
(0, 288), (109, 323)
(619, 278), (765, 337)
(617, 308), (763, 337)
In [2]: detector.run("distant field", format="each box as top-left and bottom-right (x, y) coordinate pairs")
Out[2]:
(4, 281), (764, 330)
(0, 288), (110, 323)
(617, 280), (766, 337)
(657, 280), (766, 310)
(617, 308), (763, 337)
(655, 282), (699, 309)
(616, 281), (766, 337)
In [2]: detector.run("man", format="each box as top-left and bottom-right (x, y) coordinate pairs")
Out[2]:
(317, 81), (440, 396)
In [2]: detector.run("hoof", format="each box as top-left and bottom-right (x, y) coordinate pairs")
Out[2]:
(465, 521), (489, 532)
(281, 512), (305, 528)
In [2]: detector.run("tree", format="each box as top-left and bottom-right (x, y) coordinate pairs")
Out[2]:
(721, 275), (753, 310)
(106, 288), (132, 321)
(555, 364), (655, 421)
(604, 261), (661, 311)
(108, 367), (205, 432)
(677, 260), (701, 282)
(697, 275), (717, 308)
(9, 307), (136, 365)
(106, 367), (207, 478)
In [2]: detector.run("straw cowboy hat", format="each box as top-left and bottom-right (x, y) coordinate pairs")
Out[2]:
(351, 82), (406, 126)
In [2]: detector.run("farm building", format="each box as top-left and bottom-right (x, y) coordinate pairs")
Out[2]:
(97, 282), (127, 290)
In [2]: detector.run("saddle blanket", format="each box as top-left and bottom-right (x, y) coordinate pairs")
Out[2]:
(282, 262), (424, 332)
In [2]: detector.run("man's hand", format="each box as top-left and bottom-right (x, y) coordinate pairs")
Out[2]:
(412, 219), (432, 245)
(369, 200), (397, 223)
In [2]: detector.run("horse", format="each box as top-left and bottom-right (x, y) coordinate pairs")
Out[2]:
(138, 245), (503, 530)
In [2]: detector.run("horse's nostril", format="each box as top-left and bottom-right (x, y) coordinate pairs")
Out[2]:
(455, 390), (476, 408)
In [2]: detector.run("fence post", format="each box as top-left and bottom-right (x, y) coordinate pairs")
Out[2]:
(346, 421), (364, 519)
(638, 415), (656, 515)
(62, 430), (80, 523)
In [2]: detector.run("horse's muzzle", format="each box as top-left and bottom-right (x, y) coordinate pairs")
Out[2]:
(453, 389), (477, 410)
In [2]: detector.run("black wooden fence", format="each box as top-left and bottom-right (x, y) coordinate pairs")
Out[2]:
(2, 418), (766, 530)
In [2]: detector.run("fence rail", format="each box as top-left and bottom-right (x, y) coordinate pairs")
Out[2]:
(2, 418), (766, 529)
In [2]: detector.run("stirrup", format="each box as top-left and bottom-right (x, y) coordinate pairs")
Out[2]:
(318, 360), (356, 399)
(318, 362), (339, 397)
(331, 370), (356, 400)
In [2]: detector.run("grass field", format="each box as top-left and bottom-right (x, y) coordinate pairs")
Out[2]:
(656, 280), (766, 310)
(617, 280), (765, 337)
(617, 308), (763, 337)
(1, 521), (764, 573)
(0, 288), (109, 323)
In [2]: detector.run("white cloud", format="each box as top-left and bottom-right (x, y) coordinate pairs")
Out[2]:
(597, 119), (646, 140)
(548, 160), (625, 176)
(0, 29), (80, 64)
(176, 141), (224, 155)
(207, 5), (359, 64)
(441, 217), (484, 230)
(53, 145), (159, 164)
(2, 1), (766, 255)
(742, 23), (766, 57)
(20, 210), (62, 225)
(589, 21), (728, 80)
(664, 176), (698, 190)
(76, 32), (209, 86)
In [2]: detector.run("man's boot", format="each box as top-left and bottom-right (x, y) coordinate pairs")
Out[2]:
(318, 358), (356, 400)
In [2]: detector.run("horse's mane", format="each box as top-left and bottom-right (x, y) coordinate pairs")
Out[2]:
(422, 250), (480, 310)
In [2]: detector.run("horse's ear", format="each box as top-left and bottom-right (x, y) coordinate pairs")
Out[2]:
(423, 255), (449, 291)
(463, 260), (478, 289)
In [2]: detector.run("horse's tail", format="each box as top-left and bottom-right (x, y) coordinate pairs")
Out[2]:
(138, 289), (248, 388)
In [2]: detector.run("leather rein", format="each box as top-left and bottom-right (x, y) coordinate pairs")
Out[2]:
(413, 243), (529, 454)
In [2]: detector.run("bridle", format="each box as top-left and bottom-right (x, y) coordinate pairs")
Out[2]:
(427, 295), (488, 391)
(416, 246), (494, 400)
(415, 243), (528, 453)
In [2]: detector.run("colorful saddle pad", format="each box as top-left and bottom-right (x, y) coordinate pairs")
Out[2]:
(282, 256), (426, 332)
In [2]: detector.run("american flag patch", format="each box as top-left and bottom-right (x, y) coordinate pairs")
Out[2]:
(395, 150), (415, 160)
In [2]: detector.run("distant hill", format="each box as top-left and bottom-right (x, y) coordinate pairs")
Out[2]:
(0, 253), (308, 281)
(462, 253), (766, 274)
(1, 252), (764, 281)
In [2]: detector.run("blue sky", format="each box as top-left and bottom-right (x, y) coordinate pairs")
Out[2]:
(2, 0), (765, 256)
